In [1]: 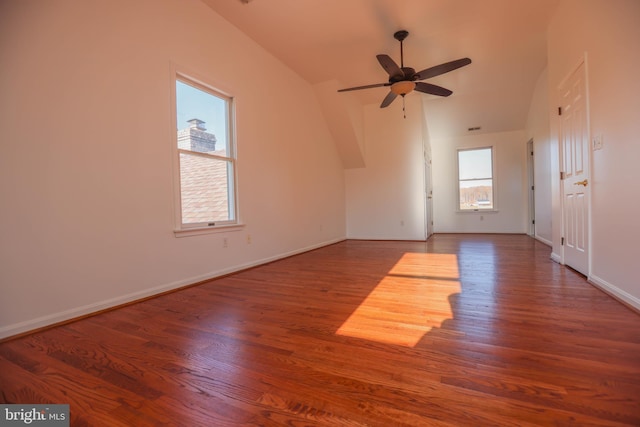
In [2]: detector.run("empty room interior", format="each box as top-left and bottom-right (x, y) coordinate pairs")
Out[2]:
(1, 0), (639, 425)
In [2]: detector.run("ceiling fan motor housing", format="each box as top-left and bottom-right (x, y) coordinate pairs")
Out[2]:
(391, 67), (416, 83)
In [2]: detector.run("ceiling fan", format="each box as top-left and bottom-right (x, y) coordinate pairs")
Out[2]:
(338, 30), (471, 109)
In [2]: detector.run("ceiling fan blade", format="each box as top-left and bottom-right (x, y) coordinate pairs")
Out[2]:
(380, 91), (398, 108)
(414, 58), (472, 80)
(338, 82), (389, 92)
(376, 54), (403, 78)
(415, 82), (453, 97)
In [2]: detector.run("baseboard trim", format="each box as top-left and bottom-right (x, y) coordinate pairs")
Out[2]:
(0, 237), (346, 341)
(550, 252), (562, 264)
(534, 235), (552, 247)
(588, 274), (640, 313)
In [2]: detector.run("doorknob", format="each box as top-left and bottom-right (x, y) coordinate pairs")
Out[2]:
(574, 179), (588, 186)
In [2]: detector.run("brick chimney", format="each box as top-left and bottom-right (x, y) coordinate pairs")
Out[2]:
(177, 118), (217, 153)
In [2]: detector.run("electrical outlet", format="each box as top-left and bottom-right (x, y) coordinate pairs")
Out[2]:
(246, 234), (251, 244)
(223, 238), (228, 248)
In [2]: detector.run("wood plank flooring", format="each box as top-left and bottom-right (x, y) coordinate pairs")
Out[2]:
(1, 234), (639, 426)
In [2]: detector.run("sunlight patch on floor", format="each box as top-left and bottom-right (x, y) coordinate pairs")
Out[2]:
(336, 253), (460, 347)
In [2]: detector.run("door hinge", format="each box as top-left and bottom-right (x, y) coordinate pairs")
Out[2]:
(532, 220), (535, 225)
(531, 185), (535, 191)
(561, 237), (565, 246)
(558, 106), (562, 116)
(560, 171), (565, 180)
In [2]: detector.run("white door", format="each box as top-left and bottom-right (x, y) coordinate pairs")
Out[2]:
(559, 62), (589, 275)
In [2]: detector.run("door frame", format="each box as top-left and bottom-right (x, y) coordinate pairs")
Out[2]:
(527, 138), (535, 237)
(558, 55), (592, 276)
(421, 105), (434, 241)
(424, 152), (434, 240)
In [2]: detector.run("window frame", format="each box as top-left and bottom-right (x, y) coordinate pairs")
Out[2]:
(171, 67), (241, 237)
(456, 146), (497, 212)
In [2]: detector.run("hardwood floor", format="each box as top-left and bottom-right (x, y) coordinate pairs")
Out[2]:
(1, 234), (639, 426)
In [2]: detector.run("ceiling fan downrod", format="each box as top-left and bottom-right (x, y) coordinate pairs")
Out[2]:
(394, 30), (409, 68)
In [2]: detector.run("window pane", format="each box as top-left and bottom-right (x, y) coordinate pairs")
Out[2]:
(174, 73), (236, 230)
(179, 152), (231, 224)
(458, 148), (492, 180)
(176, 79), (228, 156)
(459, 179), (493, 210)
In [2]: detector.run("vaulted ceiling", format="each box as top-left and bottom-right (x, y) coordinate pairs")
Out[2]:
(202, 0), (560, 139)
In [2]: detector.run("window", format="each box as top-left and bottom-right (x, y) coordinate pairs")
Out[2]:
(457, 147), (494, 211)
(173, 73), (237, 231)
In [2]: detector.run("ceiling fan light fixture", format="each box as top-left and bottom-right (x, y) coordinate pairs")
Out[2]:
(390, 81), (415, 95)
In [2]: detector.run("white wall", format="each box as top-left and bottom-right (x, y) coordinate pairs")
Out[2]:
(525, 68), (553, 245)
(0, 0), (346, 338)
(431, 130), (528, 233)
(346, 96), (427, 240)
(547, 0), (640, 309)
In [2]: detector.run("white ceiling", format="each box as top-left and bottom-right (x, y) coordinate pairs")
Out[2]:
(201, 0), (560, 139)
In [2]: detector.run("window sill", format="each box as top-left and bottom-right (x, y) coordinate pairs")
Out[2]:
(174, 223), (245, 238)
(456, 209), (499, 214)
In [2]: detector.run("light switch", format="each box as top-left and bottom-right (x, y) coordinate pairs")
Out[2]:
(593, 134), (603, 150)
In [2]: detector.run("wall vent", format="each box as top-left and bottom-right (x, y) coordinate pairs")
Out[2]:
(467, 126), (481, 131)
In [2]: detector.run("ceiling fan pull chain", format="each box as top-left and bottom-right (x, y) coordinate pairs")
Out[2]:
(402, 95), (406, 118)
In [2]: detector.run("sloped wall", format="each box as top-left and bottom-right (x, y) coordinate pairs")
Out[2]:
(313, 80), (365, 169)
(0, 0), (346, 338)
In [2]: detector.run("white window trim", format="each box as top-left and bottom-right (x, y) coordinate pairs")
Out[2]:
(174, 223), (245, 238)
(170, 65), (242, 237)
(456, 145), (498, 213)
